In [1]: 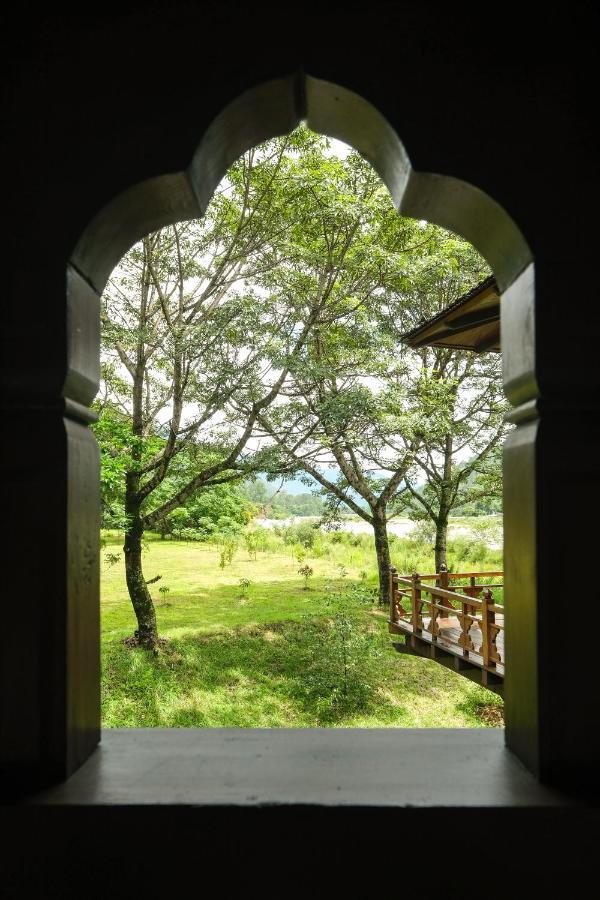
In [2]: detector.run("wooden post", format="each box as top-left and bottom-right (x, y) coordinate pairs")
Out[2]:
(480, 588), (491, 667)
(458, 596), (475, 656)
(468, 574), (476, 615)
(389, 565), (398, 623)
(411, 572), (422, 634)
(438, 563), (450, 618)
(430, 589), (439, 642)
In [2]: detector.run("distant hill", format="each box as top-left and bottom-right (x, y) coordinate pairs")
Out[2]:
(242, 467), (375, 516)
(241, 477), (324, 517)
(253, 467), (337, 495)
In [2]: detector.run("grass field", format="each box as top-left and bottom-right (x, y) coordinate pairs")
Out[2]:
(101, 529), (504, 729)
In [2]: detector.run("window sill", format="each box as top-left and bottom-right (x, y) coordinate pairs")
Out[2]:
(29, 728), (574, 808)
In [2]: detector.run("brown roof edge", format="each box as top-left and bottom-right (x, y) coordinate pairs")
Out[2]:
(400, 275), (498, 343)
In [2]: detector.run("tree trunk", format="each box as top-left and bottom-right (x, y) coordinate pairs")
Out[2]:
(434, 511), (449, 572)
(124, 474), (158, 649)
(372, 509), (392, 606)
(435, 433), (453, 573)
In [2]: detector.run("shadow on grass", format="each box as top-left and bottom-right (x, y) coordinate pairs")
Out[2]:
(102, 616), (503, 729)
(102, 618), (397, 728)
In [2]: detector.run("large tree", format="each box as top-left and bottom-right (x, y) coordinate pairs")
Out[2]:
(379, 236), (507, 569)
(251, 152), (451, 603)
(254, 157), (502, 596)
(98, 130), (337, 648)
(402, 353), (506, 570)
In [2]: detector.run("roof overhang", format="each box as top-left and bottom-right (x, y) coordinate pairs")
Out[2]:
(402, 276), (500, 353)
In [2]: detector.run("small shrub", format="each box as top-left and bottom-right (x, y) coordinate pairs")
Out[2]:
(298, 564), (314, 590)
(238, 577), (251, 599)
(291, 584), (384, 721)
(157, 585), (171, 606)
(219, 537), (238, 568)
(295, 522), (317, 548)
(224, 539), (237, 564)
(244, 532), (258, 560)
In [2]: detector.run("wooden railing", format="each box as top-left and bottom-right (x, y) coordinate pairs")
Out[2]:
(389, 566), (504, 672)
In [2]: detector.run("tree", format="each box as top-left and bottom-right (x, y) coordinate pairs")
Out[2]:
(252, 149), (502, 597)
(379, 236), (507, 570)
(404, 400), (506, 571)
(99, 128), (382, 648)
(257, 336), (450, 603)
(99, 129), (337, 649)
(251, 151), (451, 603)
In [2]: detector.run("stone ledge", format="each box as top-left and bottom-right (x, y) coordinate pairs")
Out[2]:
(25, 728), (576, 808)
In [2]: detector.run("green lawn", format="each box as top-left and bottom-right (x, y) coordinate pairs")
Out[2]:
(101, 536), (504, 728)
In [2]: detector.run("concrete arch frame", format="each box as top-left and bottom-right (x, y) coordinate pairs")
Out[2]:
(67, 73), (538, 775)
(3, 53), (592, 799)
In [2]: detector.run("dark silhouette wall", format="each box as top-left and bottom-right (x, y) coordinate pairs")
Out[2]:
(1, 2), (599, 889)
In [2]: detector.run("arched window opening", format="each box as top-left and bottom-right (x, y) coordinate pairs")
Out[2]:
(95, 118), (511, 730)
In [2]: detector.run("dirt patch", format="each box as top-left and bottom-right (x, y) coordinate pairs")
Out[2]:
(475, 703), (504, 726)
(122, 635), (169, 650)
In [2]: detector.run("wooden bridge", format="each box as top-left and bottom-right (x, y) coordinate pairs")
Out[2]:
(388, 566), (504, 695)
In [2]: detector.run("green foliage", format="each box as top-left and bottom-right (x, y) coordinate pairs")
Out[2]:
(219, 538), (238, 569)
(238, 577), (251, 599)
(104, 552), (122, 567)
(151, 483), (251, 542)
(244, 532), (258, 560)
(468, 517), (503, 546)
(298, 564), (314, 589)
(181, 485), (251, 528)
(98, 122), (505, 633)
(272, 579), (385, 721)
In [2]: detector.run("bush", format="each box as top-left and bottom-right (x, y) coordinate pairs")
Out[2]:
(280, 521), (317, 548)
(217, 515), (244, 535)
(179, 527), (207, 542)
(197, 517), (217, 535)
(298, 564), (314, 589)
(219, 537), (238, 568)
(289, 584), (384, 721)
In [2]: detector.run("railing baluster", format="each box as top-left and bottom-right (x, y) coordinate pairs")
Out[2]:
(389, 565), (398, 624)
(486, 589), (502, 665)
(411, 572), (422, 634)
(480, 588), (491, 667)
(438, 563), (450, 618)
(458, 598), (474, 655)
(430, 594), (439, 641)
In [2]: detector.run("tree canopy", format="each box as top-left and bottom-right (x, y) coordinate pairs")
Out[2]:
(96, 125), (504, 645)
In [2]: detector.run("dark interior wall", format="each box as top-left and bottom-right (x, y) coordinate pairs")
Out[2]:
(1, 0), (599, 789)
